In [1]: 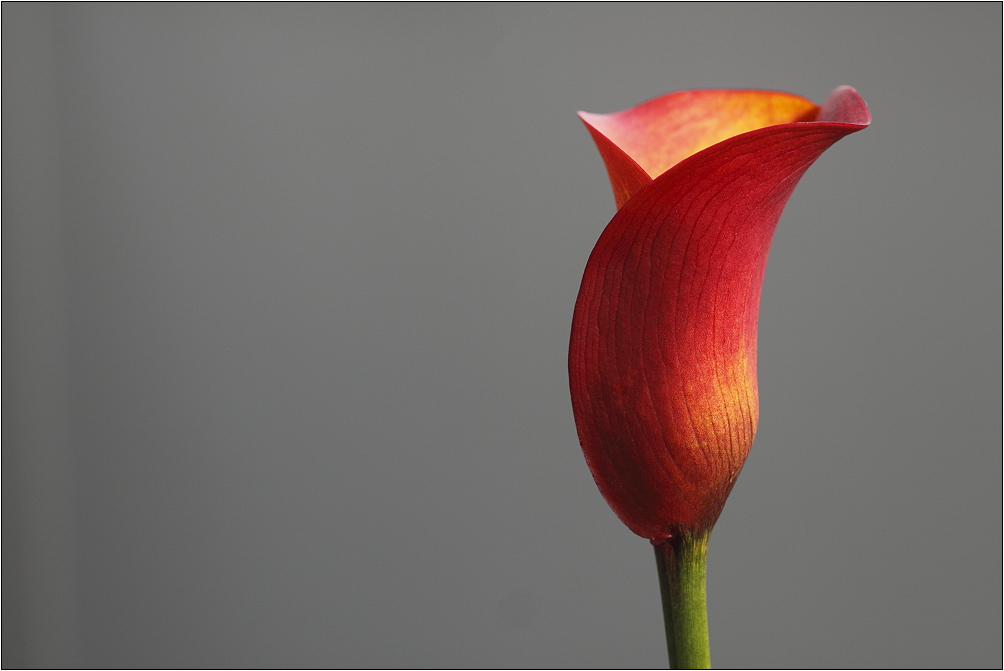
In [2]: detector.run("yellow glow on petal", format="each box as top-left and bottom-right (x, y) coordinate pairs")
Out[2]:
(580, 90), (819, 180)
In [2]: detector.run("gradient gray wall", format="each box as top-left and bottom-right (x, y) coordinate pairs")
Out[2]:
(5, 4), (1001, 668)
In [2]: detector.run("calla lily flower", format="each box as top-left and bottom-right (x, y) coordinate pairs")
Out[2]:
(570, 86), (870, 542)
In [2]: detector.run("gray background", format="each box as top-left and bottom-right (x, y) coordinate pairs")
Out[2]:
(5, 3), (1001, 668)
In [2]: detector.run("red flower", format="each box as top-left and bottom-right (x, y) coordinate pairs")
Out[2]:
(570, 87), (870, 541)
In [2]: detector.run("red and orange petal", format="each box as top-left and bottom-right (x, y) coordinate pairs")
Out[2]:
(570, 87), (870, 540)
(580, 90), (829, 209)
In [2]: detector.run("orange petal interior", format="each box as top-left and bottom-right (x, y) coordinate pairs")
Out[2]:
(579, 90), (820, 181)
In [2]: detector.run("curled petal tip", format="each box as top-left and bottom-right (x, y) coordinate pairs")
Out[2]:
(818, 85), (871, 126)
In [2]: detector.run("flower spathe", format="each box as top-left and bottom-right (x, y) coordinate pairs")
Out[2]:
(569, 86), (870, 541)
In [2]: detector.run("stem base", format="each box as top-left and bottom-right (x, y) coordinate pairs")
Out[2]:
(654, 531), (711, 669)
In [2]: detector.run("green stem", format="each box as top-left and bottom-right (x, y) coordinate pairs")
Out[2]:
(654, 530), (711, 669)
